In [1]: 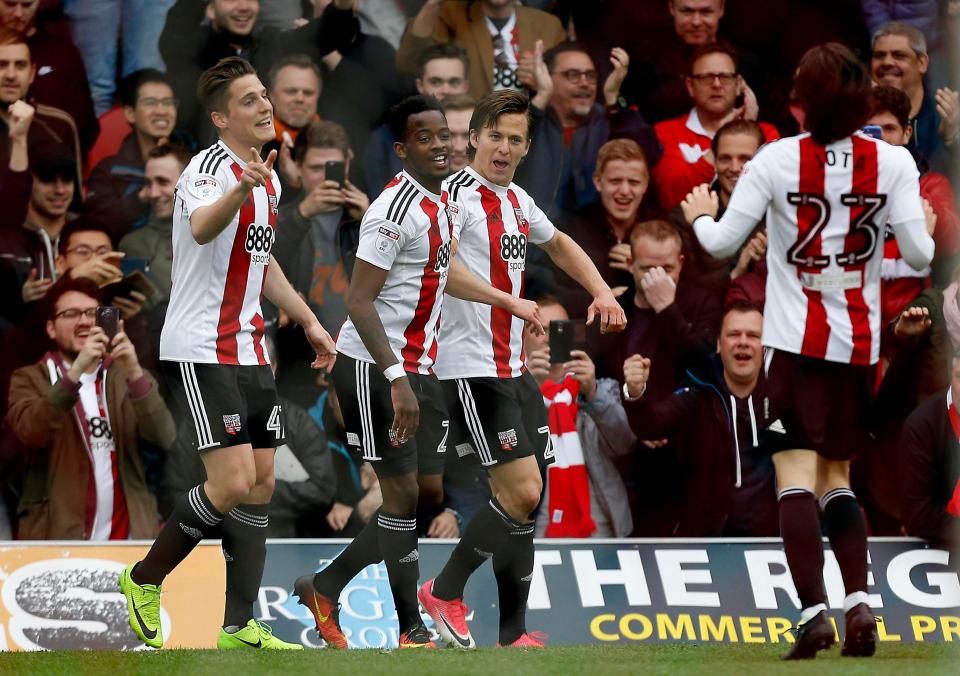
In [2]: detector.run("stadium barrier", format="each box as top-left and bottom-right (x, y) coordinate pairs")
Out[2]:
(0, 538), (956, 650)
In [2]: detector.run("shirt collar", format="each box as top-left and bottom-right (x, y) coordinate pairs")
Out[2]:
(685, 108), (714, 139)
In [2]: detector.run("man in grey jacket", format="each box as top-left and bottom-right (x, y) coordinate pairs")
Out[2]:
(526, 296), (634, 537)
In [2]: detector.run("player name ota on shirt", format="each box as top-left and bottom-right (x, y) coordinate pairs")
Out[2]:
(160, 141), (281, 366)
(434, 166), (556, 380)
(336, 171), (457, 374)
(726, 132), (926, 366)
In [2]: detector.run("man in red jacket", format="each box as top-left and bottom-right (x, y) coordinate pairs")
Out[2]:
(652, 41), (778, 211)
(868, 85), (960, 331)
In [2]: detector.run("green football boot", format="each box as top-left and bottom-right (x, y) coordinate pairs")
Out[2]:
(217, 619), (305, 650)
(118, 563), (164, 649)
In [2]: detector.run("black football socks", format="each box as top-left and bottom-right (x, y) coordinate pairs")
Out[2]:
(312, 509), (384, 599)
(821, 488), (870, 611)
(779, 487), (828, 622)
(222, 503), (270, 628)
(377, 511), (422, 631)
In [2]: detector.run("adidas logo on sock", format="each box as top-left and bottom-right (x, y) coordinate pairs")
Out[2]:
(399, 549), (419, 564)
(179, 523), (202, 539)
(520, 572), (533, 582)
(474, 548), (494, 558)
(222, 548), (234, 562)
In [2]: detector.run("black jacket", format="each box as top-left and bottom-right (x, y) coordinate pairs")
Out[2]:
(899, 389), (960, 548)
(624, 354), (778, 536)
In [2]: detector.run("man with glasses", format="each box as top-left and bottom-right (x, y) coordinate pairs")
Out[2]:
(396, 0), (564, 101)
(5, 274), (175, 540)
(515, 40), (661, 220)
(652, 41), (778, 211)
(85, 69), (180, 241)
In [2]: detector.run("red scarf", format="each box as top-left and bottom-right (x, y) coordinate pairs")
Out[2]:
(45, 352), (129, 539)
(945, 389), (960, 517)
(541, 376), (596, 537)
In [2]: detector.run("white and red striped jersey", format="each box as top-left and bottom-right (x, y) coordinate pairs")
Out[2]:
(434, 166), (556, 379)
(160, 141), (281, 366)
(336, 171), (456, 374)
(694, 131), (932, 365)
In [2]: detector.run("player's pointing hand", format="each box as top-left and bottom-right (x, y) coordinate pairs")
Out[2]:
(240, 147), (277, 192)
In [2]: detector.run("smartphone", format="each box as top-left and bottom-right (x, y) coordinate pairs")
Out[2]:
(95, 306), (120, 344)
(862, 125), (883, 140)
(120, 257), (149, 276)
(549, 319), (587, 364)
(325, 160), (346, 188)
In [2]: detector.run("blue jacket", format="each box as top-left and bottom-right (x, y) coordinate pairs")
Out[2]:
(861, 1), (941, 46)
(515, 102), (662, 220)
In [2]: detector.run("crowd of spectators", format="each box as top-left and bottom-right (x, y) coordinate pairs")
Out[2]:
(0, 0), (958, 548)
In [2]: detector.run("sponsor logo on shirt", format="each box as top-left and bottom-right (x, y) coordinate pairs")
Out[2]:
(513, 207), (527, 228)
(223, 413), (242, 436)
(268, 194), (278, 214)
(498, 428), (518, 451)
(244, 223), (274, 265)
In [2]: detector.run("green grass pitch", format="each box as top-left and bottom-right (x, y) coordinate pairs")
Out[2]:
(0, 644), (957, 676)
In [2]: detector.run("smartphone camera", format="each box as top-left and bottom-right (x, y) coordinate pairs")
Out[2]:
(95, 306), (120, 347)
(549, 319), (587, 364)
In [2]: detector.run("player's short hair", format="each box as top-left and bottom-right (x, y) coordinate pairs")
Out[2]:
(388, 94), (445, 143)
(416, 42), (470, 80)
(630, 219), (682, 251)
(594, 138), (648, 180)
(468, 89), (531, 159)
(793, 43), (872, 145)
(118, 68), (174, 108)
(58, 217), (114, 255)
(441, 93), (477, 115)
(872, 21), (927, 57)
(689, 40), (739, 74)
(869, 85), (911, 130)
(42, 275), (102, 323)
(292, 119), (352, 163)
(723, 299), (763, 321)
(148, 141), (194, 169)
(0, 25), (29, 50)
(197, 57), (258, 115)
(711, 119), (766, 157)
(267, 53), (322, 90)
(543, 41), (592, 72)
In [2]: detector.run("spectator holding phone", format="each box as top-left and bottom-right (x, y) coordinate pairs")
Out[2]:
(273, 120), (367, 337)
(524, 296), (635, 538)
(4, 275), (175, 540)
(120, 143), (194, 307)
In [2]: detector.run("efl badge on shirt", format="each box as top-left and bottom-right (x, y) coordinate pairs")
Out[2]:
(498, 428), (518, 451)
(223, 413), (242, 436)
(513, 207), (527, 228)
(268, 194), (279, 215)
(376, 226), (400, 254)
(190, 174), (221, 200)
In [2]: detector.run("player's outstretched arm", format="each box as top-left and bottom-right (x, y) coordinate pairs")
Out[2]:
(446, 259), (544, 335)
(191, 148), (277, 245)
(346, 259), (419, 441)
(538, 231), (627, 334)
(263, 256), (336, 369)
(683, 184), (762, 259)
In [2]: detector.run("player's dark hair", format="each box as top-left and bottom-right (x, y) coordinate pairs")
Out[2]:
(688, 40), (739, 74)
(711, 119), (766, 157)
(869, 85), (911, 131)
(543, 41), (592, 72)
(148, 141), (194, 169)
(0, 25), (28, 49)
(793, 43), (872, 145)
(42, 275), (102, 323)
(58, 217), (114, 255)
(118, 68), (174, 108)
(388, 95), (445, 143)
(293, 119), (352, 163)
(416, 42), (470, 80)
(267, 53), (322, 90)
(724, 299), (763, 320)
(197, 57), (258, 115)
(467, 90), (531, 159)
